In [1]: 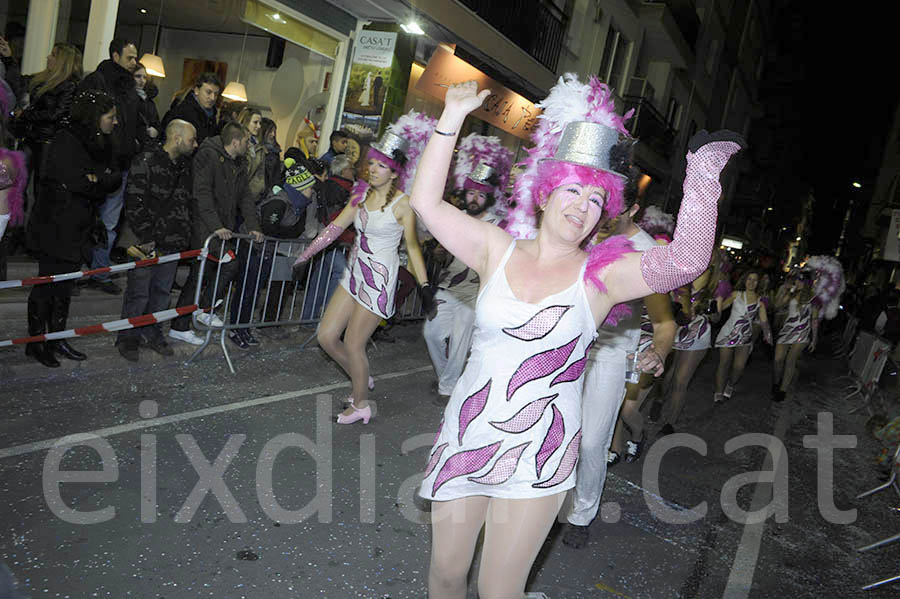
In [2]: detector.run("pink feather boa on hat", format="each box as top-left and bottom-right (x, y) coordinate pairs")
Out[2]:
(0, 148), (27, 226)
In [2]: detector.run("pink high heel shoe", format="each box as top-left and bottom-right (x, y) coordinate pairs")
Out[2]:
(337, 398), (372, 425)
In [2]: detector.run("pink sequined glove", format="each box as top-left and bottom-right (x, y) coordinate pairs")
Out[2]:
(640, 130), (744, 293)
(293, 223), (345, 267)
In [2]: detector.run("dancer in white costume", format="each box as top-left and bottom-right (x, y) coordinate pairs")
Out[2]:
(712, 270), (772, 403)
(410, 77), (742, 599)
(424, 133), (512, 401)
(293, 112), (437, 424)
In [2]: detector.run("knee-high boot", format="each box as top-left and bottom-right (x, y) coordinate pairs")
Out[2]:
(49, 296), (86, 360)
(25, 297), (60, 367)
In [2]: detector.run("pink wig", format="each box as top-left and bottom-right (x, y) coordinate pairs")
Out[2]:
(0, 148), (26, 226)
(534, 160), (625, 219)
(349, 178), (370, 207)
(366, 146), (402, 172)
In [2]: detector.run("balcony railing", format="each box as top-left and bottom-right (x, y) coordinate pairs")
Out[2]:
(457, 0), (569, 72)
(623, 94), (676, 158)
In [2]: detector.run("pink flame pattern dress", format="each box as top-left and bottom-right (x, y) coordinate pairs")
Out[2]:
(776, 298), (812, 344)
(420, 241), (597, 500)
(339, 194), (405, 319)
(673, 289), (713, 351)
(714, 292), (760, 347)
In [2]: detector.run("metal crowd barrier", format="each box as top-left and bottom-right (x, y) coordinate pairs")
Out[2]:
(856, 444), (900, 591)
(841, 330), (892, 415)
(187, 233), (432, 373)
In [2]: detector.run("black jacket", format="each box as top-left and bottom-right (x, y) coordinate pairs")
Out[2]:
(192, 136), (261, 247)
(78, 59), (141, 168)
(136, 83), (161, 151)
(28, 125), (122, 263)
(18, 76), (79, 144)
(1, 56), (26, 107)
(122, 145), (192, 252)
(161, 91), (218, 146)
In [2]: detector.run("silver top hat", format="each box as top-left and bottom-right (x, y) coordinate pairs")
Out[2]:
(370, 130), (410, 159)
(547, 121), (626, 179)
(467, 162), (497, 186)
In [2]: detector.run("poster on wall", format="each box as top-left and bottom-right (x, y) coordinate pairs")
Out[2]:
(340, 30), (397, 140)
(883, 209), (900, 262)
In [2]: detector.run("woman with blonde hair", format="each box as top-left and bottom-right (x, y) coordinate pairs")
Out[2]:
(237, 106), (265, 200)
(18, 42), (82, 191)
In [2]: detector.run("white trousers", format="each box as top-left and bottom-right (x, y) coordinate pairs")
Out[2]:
(567, 355), (626, 526)
(423, 290), (476, 396)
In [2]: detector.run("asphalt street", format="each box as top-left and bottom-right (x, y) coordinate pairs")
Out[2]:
(1, 312), (898, 598)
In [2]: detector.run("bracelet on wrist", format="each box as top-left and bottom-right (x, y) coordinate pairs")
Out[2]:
(434, 129), (456, 137)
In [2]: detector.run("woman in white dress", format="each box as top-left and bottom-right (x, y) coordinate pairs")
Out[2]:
(411, 78), (743, 599)
(293, 121), (435, 424)
(713, 270), (772, 402)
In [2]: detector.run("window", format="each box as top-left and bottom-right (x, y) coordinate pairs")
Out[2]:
(598, 23), (630, 93)
(666, 97), (682, 131)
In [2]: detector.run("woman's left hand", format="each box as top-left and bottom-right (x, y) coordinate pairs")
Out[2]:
(637, 344), (665, 377)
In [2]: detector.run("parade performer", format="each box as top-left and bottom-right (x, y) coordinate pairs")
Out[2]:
(0, 79), (25, 241)
(293, 111), (437, 424)
(651, 249), (732, 434)
(424, 133), (512, 403)
(410, 75), (743, 599)
(771, 269), (817, 401)
(712, 270), (773, 403)
(562, 183), (677, 550)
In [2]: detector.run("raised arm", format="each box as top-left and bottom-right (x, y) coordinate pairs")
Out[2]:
(409, 81), (511, 278)
(597, 131), (744, 307)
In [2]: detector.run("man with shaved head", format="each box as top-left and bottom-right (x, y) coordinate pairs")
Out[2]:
(115, 119), (198, 361)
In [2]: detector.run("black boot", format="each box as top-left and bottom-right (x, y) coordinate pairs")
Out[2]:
(25, 297), (60, 368)
(49, 296), (86, 361)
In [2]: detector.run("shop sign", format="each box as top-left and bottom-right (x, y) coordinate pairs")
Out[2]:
(416, 47), (541, 140)
(341, 30), (398, 137)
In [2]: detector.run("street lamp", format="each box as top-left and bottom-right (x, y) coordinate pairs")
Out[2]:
(852, 181), (862, 188)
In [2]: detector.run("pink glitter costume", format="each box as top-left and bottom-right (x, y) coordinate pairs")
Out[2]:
(420, 241), (597, 500)
(339, 193), (405, 320)
(714, 292), (760, 347)
(776, 298), (812, 344)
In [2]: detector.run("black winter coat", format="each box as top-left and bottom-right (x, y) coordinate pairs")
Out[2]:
(28, 125), (122, 263)
(78, 59), (141, 168)
(161, 92), (218, 146)
(191, 136), (261, 247)
(136, 83), (161, 151)
(18, 76), (79, 144)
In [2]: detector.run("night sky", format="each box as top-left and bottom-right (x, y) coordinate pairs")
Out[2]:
(770, 6), (900, 255)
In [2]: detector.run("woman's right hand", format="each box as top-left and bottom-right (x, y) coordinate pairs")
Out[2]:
(443, 81), (491, 119)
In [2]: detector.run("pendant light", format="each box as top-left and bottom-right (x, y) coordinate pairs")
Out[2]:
(222, 24), (249, 102)
(139, 0), (166, 77)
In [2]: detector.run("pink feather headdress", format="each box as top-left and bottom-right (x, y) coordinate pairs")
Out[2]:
(807, 255), (845, 320)
(505, 73), (634, 240)
(451, 133), (513, 196)
(384, 110), (436, 195)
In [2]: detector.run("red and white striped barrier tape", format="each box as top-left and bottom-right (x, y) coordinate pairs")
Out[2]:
(0, 304), (202, 347)
(0, 248), (235, 290)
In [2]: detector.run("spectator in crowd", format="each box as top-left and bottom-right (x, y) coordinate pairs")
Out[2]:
(26, 90), (121, 366)
(319, 130), (348, 165)
(294, 116), (318, 159)
(161, 72), (221, 146)
(168, 121), (263, 346)
(0, 34), (25, 106)
(15, 43), (81, 195)
(238, 106), (265, 201)
(115, 119), (197, 362)
(78, 37), (141, 295)
(133, 62), (161, 151)
(259, 117), (282, 191)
